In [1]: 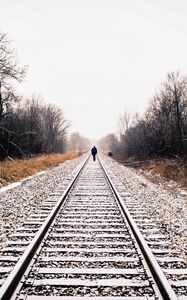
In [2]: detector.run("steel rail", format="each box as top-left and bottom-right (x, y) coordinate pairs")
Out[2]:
(0, 154), (90, 300)
(98, 156), (178, 300)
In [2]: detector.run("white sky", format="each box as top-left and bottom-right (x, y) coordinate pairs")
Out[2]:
(1, 0), (187, 140)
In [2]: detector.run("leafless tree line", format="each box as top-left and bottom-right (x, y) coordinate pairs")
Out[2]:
(98, 133), (118, 154)
(99, 72), (187, 159)
(68, 132), (91, 151)
(0, 32), (70, 159)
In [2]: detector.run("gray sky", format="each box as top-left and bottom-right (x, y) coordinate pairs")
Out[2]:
(1, 0), (187, 139)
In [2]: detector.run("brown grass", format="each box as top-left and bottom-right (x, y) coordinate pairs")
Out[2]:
(112, 153), (187, 189)
(136, 158), (187, 188)
(0, 151), (85, 187)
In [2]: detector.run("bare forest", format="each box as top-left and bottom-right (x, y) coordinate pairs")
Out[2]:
(99, 72), (187, 159)
(68, 132), (91, 151)
(0, 32), (70, 159)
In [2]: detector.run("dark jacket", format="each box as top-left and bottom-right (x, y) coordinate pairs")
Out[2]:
(91, 146), (97, 155)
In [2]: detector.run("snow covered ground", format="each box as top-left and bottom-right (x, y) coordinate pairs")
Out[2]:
(100, 155), (187, 260)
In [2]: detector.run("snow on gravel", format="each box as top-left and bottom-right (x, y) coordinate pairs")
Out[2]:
(0, 154), (87, 249)
(100, 155), (187, 259)
(1, 153), (186, 260)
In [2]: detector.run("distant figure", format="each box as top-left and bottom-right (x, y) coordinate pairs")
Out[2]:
(91, 146), (97, 161)
(108, 152), (113, 157)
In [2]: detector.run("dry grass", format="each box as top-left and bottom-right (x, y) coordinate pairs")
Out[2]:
(113, 154), (187, 189)
(0, 151), (85, 187)
(136, 158), (187, 188)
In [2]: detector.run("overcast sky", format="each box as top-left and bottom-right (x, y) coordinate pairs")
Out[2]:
(1, 0), (187, 140)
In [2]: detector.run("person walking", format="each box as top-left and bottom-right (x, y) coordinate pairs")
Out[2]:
(91, 146), (97, 161)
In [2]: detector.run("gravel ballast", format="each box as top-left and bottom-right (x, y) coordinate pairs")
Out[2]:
(100, 155), (187, 260)
(0, 153), (186, 260)
(0, 154), (87, 249)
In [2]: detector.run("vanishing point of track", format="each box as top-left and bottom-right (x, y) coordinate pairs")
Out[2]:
(0, 155), (186, 300)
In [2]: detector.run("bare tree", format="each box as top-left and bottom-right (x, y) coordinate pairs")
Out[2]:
(98, 133), (119, 154)
(164, 72), (187, 152)
(68, 132), (90, 151)
(116, 71), (187, 159)
(119, 111), (131, 135)
(1, 97), (70, 158)
(0, 32), (26, 121)
(0, 32), (26, 157)
(41, 104), (70, 153)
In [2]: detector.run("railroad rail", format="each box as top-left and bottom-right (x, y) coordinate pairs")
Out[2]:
(0, 155), (186, 300)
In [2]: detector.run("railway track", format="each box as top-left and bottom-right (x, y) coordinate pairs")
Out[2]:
(0, 155), (186, 300)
